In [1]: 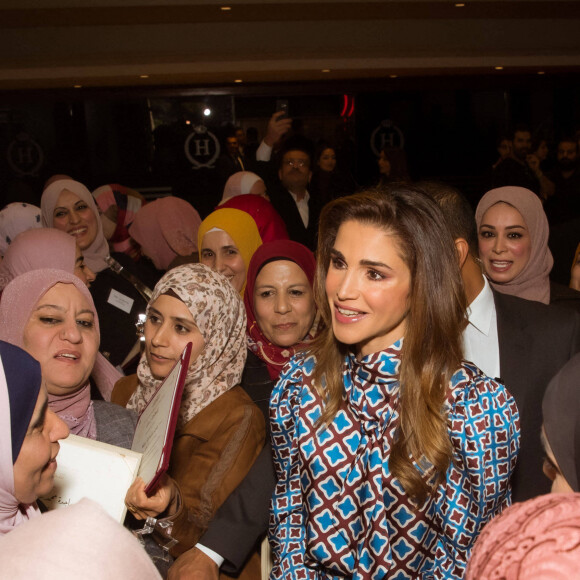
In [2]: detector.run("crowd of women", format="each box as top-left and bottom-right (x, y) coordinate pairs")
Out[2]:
(0, 160), (578, 580)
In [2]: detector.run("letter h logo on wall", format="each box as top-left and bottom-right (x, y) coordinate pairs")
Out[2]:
(184, 125), (220, 169)
(7, 132), (44, 176)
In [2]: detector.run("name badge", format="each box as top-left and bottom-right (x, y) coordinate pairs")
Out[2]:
(107, 289), (134, 314)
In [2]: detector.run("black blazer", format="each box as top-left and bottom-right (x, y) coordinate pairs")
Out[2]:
(494, 290), (580, 501)
(267, 182), (320, 251)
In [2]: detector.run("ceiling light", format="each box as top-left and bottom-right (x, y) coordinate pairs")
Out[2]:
(390, 74), (398, 79)
(537, 71), (545, 75)
(455, 3), (465, 7)
(321, 69), (331, 73)
(234, 79), (243, 83)
(495, 66), (504, 70)
(140, 74), (149, 79)
(203, 108), (211, 117)
(221, 6), (231, 11)
(73, 84), (82, 88)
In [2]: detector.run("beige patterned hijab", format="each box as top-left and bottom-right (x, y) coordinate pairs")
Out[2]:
(127, 264), (247, 428)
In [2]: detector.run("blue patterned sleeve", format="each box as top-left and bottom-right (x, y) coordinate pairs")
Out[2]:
(432, 364), (520, 579)
(268, 355), (318, 580)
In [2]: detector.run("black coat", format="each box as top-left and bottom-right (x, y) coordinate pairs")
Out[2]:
(494, 290), (580, 501)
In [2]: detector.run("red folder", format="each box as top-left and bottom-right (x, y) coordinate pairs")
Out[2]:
(131, 342), (192, 494)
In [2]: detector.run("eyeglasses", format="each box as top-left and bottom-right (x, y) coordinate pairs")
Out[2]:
(284, 158), (308, 168)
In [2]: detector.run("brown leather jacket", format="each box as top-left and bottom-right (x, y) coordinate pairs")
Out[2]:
(111, 375), (265, 557)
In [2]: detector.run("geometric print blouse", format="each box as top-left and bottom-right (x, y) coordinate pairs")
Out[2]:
(269, 340), (520, 580)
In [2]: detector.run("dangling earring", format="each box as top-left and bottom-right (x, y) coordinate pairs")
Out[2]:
(135, 313), (147, 340)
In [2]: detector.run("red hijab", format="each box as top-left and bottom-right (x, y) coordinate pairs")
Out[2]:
(243, 240), (317, 380)
(220, 194), (289, 243)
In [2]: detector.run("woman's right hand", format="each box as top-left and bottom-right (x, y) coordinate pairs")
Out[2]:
(125, 474), (178, 520)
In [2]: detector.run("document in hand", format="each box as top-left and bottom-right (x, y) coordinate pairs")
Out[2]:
(132, 341), (192, 494)
(39, 342), (192, 522)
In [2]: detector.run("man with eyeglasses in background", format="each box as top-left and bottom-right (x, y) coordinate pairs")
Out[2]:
(252, 111), (320, 250)
(261, 138), (319, 250)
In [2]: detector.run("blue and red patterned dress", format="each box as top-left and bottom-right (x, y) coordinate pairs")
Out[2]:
(269, 340), (520, 580)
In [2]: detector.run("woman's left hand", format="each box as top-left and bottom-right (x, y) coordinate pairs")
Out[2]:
(125, 474), (178, 520)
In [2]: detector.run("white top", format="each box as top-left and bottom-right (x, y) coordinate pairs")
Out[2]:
(256, 140), (272, 162)
(196, 543), (225, 567)
(288, 189), (310, 228)
(462, 276), (501, 379)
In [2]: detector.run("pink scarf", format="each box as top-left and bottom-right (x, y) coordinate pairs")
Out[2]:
(128, 197), (202, 271)
(466, 493), (580, 579)
(220, 171), (263, 204)
(475, 186), (553, 304)
(0, 229), (121, 401)
(0, 498), (161, 577)
(0, 228), (76, 291)
(0, 269), (100, 439)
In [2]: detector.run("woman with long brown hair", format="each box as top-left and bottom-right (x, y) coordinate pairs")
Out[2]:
(269, 187), (520, 579)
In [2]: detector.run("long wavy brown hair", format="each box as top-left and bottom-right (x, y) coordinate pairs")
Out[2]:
(311, 186), (467, 501)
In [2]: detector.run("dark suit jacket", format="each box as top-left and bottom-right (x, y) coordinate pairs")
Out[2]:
(494, 290), (580, 501)
(214, 153), (246, 191)
(267, 182), (320, 251)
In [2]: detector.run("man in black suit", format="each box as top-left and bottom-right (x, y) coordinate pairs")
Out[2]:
(428, 183), (580, 501)
(265, 143), (320, 250)
(214, 134), (246, 191)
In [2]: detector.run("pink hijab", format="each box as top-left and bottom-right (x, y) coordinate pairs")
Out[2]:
(466, 493), (580, 579)
(41, 179), (110, 273)
(475, 186), (553, 304)
(0, 228), (76, 291)
(0, 498), (161, 578)
(0, 269), (100, 439)
(0, 229), (121, 400)
(128, 197), (202, 271)
(220, 171), (263, 204)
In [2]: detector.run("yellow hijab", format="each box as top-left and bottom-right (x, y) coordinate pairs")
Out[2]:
(197, 208), (262, 295)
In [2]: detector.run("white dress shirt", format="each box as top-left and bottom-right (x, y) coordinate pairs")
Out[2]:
(462, 277), (501, 379)
(288, 189), (310, 228)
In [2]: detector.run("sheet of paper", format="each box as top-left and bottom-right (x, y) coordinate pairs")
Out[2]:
(132, 352), (183, 485)
(40, 434), (142, 523)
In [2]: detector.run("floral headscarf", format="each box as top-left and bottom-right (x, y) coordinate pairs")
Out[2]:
(127, 264), (247, 428)
(0, 203), (42, 257)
